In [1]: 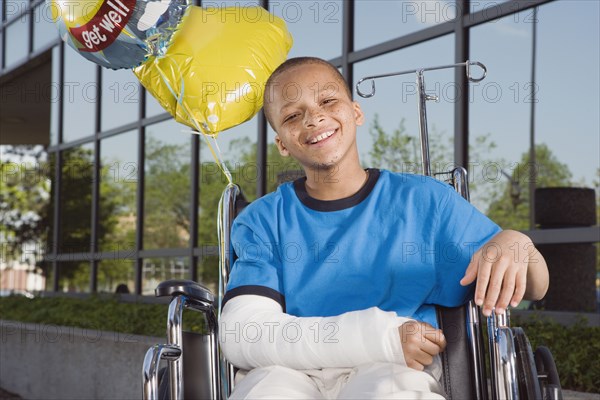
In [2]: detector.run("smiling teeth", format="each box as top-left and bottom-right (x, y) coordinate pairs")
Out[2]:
(310, 130), (335, 144)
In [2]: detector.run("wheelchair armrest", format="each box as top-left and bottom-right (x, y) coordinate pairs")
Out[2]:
(436, 303), (486, 400)
(155, 279), (214, 304)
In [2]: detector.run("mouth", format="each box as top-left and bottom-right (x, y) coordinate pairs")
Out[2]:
(306, 129), (337, 145)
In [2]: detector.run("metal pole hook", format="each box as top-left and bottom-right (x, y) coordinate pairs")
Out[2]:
(355, 60), (488, 98)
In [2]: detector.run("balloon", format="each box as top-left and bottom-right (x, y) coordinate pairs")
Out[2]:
(133, 6), (293, 135)
(49, 0), (189, 69)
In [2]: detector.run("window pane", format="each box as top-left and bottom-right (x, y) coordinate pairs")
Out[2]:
(142, 257), (190, 295)
(98, 259), (135, 294)
(101, 69), (140, 131)
(355, 1), (454, 51)
(33, 3), (58, 51)
(0, 145), (52, 289)
(99, 130), (138, 252)
(144, 120), (191, 249)
(58, 261), (91, 293)
(269, 0), (342, 60)
(535, 1), (599, 199)
(197, 254), (219, 296)
(50, 46), (60, 145)
(144, 88), (169, 118)
(63, 48), (97, 142)
(353, 35), (455, 175)
(59, 144), (94, 253)
(5, 16), (29, 68)
(469, 11), (532, 226)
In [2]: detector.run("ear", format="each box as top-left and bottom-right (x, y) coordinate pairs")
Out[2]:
(274, 135), (290, 157)
(353, 101), (365, 126)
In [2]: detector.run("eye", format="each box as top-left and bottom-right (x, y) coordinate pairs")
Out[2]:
(283, 113), (298, 123)
(322, 98), (337, 105)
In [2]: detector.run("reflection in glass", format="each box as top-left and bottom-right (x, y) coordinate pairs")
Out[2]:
(270, 0), (342, 60)
(50, 46), (60, 145)
(101, 69), (140, 131)
(469, 11), (532, 222)
(63, 48), (97, 142)
(59, 144), (94, 253)
(5, 17), (29, 68)
(99, 131), (138, 252)
(142, 257), (189, 295)
(33, 3), (59, 51)
(58, 261), (91, 293)
(98, 259), (135, 294)
(355, 1), (454, 51)
(144, 120), (191, 249)
(353, 35), (455, 175)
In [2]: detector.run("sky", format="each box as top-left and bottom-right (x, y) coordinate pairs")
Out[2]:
(2, 0), (599, 199)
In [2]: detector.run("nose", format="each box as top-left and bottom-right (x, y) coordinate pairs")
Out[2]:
(303, 107), (325, 127)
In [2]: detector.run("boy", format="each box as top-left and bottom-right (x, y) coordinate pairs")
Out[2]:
(219, 57), (549, 399)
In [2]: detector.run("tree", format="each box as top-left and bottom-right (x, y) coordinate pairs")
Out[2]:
(367, 113), (499, 211)
(486, 144), (573, 230)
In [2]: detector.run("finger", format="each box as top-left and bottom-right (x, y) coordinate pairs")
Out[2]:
(421, 340), (442, 357)
(495, 267), (517, 314)
(423, 326), (446, 348)
(473, 256), (492, 307)
(407, 360), (425, 371)
(482, 257), (509, 316)
(510, 268), (528, 307)
(460, 253), (480, 286)
(413, 350), (434, 367)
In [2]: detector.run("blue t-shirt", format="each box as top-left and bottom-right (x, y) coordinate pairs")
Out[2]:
(224, 169), (501, 327)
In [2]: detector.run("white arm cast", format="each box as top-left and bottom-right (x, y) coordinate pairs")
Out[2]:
(218, 295), (412, 370)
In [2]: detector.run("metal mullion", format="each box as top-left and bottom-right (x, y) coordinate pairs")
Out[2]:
(193, 245), (219, 258)
(27, 2), (33, 55)
(348, 21), (455, 64)
(190, 134), (199, 282)
(454, 0), (469, 169)
(52, 42), (66, 291)
(255, 0), (269, 198)
(135, 87), (146, 295)
(341, 0), (354, 95)
(139, 249), (191, 258)
(1, 0), (5, 70)
(463, 0), (555, 28)
(90, 65), (102, 292)
(52, 150), (62, 291)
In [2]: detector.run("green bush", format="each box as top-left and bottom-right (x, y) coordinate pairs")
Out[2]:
(514, 314), (600, 393)
(0, 295), (168, 337)
(1, 296), (598, 393)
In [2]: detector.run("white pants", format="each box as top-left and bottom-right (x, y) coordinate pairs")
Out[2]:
(229, 363), (446, 399)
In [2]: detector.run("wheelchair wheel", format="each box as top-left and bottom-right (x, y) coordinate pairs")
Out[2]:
(513, 327), (543, 399)
(535, 346), (563, 400)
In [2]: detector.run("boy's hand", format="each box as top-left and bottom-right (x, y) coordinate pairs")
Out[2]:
(399, 321), (447, 371)
(460, 230), (532, 316)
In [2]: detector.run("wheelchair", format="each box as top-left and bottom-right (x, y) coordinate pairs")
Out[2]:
(142, 173), (563, 400)
(142, 61), (563, 400)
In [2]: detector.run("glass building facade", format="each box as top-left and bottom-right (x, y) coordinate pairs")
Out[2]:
(1, 0), (598, 297)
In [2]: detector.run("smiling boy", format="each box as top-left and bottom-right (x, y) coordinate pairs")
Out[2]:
(219, 57), (549, 399)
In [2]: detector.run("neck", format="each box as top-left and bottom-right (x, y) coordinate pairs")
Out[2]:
(303, 162), (368, 201)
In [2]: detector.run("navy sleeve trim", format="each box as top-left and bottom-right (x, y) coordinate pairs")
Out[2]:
(222, 285), (286, 311)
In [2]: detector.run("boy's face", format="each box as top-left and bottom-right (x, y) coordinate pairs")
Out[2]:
(266, 63), (364, 171)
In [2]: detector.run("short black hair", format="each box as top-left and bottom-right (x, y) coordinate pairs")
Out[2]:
(263, 57), (352, 128)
